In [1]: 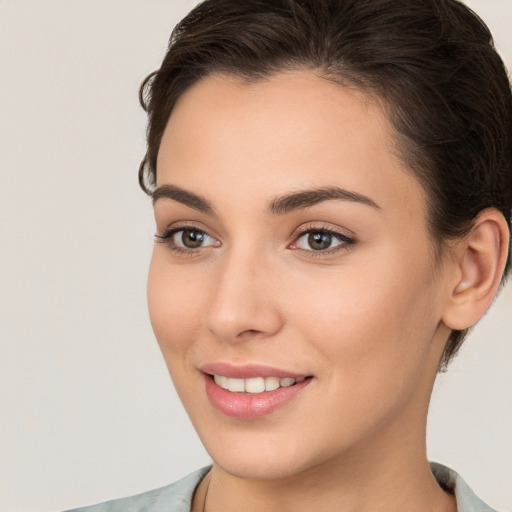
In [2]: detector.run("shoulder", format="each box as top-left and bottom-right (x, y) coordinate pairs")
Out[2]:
(430, 462), (499, 512)
(64, 466), (211, 512)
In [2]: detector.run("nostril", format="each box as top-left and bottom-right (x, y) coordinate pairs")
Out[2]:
(234, 328), (265, 340)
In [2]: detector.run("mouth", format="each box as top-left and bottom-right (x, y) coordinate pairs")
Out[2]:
(200, 364), (314, 419)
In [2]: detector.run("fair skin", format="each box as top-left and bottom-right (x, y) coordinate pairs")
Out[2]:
(147, 71), (508, 512)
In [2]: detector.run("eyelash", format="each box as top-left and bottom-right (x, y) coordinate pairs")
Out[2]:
(290, 224), (356, 257)
(154, 223), (356, 257)
(154, 225), (218, 257)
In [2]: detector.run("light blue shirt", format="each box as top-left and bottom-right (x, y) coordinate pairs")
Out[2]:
(65, 463), (498, 512)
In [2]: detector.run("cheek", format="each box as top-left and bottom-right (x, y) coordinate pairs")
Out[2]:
(147, 251), (206, 360)
(283, 263), (439, 445)
(287, 249), (439, 387)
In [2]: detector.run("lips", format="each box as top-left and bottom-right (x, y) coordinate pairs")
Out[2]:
(201, 363), (313, 419)
(200, 362), (308, 379)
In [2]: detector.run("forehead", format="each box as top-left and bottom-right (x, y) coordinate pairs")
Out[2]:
(156, 70), (426, 220)
(161, 71), (387, 166)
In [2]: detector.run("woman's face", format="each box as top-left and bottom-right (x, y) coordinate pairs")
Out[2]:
(148, 71), (454, 479)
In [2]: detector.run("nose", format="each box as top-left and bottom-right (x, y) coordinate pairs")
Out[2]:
(206, 250), (284, 343)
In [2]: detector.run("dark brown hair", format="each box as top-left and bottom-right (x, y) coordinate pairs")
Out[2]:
(139, 0), (512, 369)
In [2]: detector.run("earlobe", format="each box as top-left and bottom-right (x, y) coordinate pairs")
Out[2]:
(442, 208), (509, 331)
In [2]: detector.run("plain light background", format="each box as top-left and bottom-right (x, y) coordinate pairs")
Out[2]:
(0, 1), (510, 511)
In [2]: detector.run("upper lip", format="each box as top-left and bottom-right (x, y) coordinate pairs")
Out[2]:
(200, 362), (310, 379)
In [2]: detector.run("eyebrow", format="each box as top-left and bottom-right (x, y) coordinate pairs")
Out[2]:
(152, 184), (215, 215)
(268, 186), (381, 214)
(151, 184), (381, 215)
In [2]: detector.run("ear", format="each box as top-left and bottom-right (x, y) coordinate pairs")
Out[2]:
(442, 208), (510, 331)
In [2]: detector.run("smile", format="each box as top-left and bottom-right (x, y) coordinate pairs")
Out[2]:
(213, 375), (306, 394)
(203, 366), (313, 419)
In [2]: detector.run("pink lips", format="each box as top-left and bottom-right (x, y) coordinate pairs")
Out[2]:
(201, 363), (313, 420)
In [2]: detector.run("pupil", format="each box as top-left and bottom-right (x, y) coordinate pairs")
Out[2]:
(308, 232), (332, 250)
(182, 229), (204, 248)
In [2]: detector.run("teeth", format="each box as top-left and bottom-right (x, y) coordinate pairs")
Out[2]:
(214, 374), (229, 389)
(265, 376), (280, 391)
(227, 378), (245, 393)
(213, 375), (306, 393)
(245, 377), (265, 393)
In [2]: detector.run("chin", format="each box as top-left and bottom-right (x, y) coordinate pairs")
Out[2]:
(212, 452), (312, 481)
(196, 425), (336, 481)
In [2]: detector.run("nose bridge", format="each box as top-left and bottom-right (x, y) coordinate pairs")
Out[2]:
(206, 242), (282, 342)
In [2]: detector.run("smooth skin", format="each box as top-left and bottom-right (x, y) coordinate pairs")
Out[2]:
(148, 71), (509, 512)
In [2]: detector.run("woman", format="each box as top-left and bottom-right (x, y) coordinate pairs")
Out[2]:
(68, 0), (512, 510)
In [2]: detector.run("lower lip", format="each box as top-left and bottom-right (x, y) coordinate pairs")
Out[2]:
(204, 374), (312, 419)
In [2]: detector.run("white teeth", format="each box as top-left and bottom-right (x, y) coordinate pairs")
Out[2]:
(214, 374), (229, 389)
(265, 376), (281, 391)
(280, 377), (296, 387)
(245, 377), (265, 393)
(213, 374), (307, 393)
(227, 378), (245, 392)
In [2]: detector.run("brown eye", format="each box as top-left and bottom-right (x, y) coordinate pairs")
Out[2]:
(292, 228), (355, 254)
(179, 229), (206, 248)
(155, 227), (219, 252)
(307, 232), (333, 251)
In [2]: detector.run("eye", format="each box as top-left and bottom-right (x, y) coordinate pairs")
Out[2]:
(291, 227), (355, 253)
(174, 228), (211, 249)
(155, 227), (219, 252)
